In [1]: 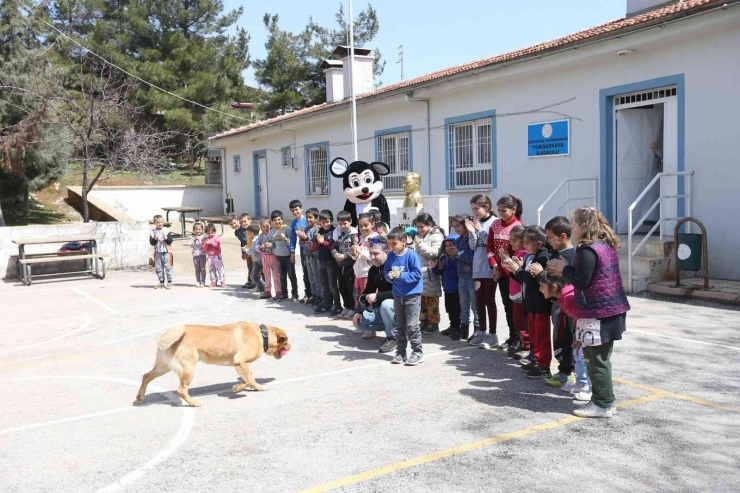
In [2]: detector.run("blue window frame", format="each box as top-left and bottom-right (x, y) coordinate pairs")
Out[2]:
(444, 110), (497, 190)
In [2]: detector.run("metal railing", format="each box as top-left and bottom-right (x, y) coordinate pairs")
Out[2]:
(537, 178), (599, 226)
(627, 170), (694, 293)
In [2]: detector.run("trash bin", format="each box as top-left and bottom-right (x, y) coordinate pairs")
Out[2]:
(676, 232), (702, 271)
(225, 192), (234, 214)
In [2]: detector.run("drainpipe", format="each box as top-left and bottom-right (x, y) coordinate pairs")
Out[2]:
(208, 144), (228, 213)
(405, 92), (431, 195)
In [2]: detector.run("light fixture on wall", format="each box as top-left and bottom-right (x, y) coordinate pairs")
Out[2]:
(616, 49), (635, 57)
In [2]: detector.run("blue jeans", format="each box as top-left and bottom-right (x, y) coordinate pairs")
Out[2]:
(358, 298), (395, 339)
(574, 346), (591, 386)
(458, 277), (479, 327)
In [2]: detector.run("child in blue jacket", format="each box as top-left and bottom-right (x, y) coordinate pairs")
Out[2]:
(432, 234), (461, 339)
(451, 216), (478, 340)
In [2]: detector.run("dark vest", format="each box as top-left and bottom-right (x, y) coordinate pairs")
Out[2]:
(575, 241), (630, 319)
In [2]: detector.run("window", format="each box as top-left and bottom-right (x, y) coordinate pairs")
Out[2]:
(281, 147), (293, 168)
(447, 118), (492, 189)
(376, 131), (410, 191)
(304, 144), (329, 196)
(233, 155), (241, 173)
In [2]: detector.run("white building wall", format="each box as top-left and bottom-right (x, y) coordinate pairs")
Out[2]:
(216, 9), (740, 279)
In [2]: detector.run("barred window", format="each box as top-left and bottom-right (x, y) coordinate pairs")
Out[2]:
(376, 132), (410, 191)
(233, 155), (241, 173)
(281, 147), (292, 168)
(447, 118), (492, 189)
(304, 145), (329, 196)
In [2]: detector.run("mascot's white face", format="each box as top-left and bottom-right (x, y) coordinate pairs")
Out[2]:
(345, 169), (384, 204)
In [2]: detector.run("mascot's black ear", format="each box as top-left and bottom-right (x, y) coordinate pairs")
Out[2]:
(330, 157), (349, 178)
(370, 162), (390, 176)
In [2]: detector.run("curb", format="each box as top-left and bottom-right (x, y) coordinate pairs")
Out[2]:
(647, 284), (740, 305)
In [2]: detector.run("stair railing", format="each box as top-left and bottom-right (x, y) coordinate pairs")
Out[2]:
(537, 178), (599, 226)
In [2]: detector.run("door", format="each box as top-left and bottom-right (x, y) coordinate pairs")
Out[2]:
(662, 99), (679, 234)
(253, 153), (268, 216)
(614, 105), (663, 234)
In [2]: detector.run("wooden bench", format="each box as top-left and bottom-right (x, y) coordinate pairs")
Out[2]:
(13, 235), (106, 286)
(198, 216), (229, 235)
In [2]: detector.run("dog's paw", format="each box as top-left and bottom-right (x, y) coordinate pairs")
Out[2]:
(190, 400), (203, 407)
(255, 385), (269, 392)
(232, 384), (244, 393)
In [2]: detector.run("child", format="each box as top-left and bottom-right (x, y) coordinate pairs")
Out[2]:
(254, 217), (281, 299)
(202, 223), (226, 287)
(332, 210), (358, 319)
(466, 194), (498, 346)
(351, 212), (379, 327)
(544, 216), (576, 388)
(485, 194), (524, 350)
(502, 225), (552, 379)
(385, 227), (424, 366)
(377, 222), (389, 237)
(413, 213), (445, 334)
(546, 207), (629, 418)
(229, 213), (255, 290)
(297, 208), (321, 306)
(245, 223), (265, 293)
(503, 225), (529, 358)
(451, 215), (478, 341)
(270, 210), (298, 302)
(432, 234), (461, 337)
(289, 200), (311, 302)
(189, 222), (207, 287)
(536, 272), (591, 399)
(149, 214), (173, 289)
(313, 210), (341, 315)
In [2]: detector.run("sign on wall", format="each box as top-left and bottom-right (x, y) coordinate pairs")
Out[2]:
(527, 119), (570, 158)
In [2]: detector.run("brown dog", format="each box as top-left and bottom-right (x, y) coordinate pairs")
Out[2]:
(136, 322), (291, 407)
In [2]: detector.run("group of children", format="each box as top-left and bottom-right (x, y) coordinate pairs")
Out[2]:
(150, 193), (629, 418)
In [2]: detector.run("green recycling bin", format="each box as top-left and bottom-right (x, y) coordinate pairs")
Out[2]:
(676, 233), (702, 271)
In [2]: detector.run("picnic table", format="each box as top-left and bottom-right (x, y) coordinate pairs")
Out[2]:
(13, 235), (108, 286)
(198, 216), (230, 235)
(162, 207), (202, 238)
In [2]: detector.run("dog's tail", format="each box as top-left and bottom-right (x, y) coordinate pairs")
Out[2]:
(157, 325), (186, 352)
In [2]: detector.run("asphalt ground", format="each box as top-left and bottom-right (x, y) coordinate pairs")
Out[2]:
(2, 247), (739, 493)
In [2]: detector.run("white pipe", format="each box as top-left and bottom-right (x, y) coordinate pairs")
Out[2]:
(405, 92), (431, 195)
(348, 0), (359, 161)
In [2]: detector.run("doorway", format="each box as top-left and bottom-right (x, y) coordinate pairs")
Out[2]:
(613, 86), (678, 234)
(253, 152), (268, 216)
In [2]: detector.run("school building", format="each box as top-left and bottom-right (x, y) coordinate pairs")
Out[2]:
(209, 0), (740, 289)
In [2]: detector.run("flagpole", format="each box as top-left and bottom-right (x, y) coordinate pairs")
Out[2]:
(349, 0), (359, 161)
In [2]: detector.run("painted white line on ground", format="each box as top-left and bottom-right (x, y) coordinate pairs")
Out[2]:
(0, 354), (51, 366)
(0, 375), (195, 493)
(7, 315), (86, 327)
(0, 316), (92, 356)
(0, 282), (132, 296)
(630, 329), (740, 352)
(95, 297), (236, 347)
(72, 287), (119, 314)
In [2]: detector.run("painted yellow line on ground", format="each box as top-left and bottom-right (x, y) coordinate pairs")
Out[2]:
(297, 392), (668, 493)
(614, 378), (740, 412)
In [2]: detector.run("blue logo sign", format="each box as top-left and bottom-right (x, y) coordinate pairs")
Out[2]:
(528, 120), (570, 158)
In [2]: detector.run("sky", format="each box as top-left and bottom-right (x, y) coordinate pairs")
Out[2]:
(225, 0), (628, 88)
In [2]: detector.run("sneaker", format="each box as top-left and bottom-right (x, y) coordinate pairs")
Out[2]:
(466, 329), (479, 343)
(259, 293), (272, 299)
(573, 402), (613, 418)
(440, 327), (452, 336)
(164, 284), (171, 290)
(362, 331), (376, 339)
(157, 283), (164, 289)
(279, 295), (289, 302)
(311, 298), (322, 306)
(221, 282), (227, 288)
(330, 307), (344, 316)
(499, 337), (515, 351)
(419, 320), (429, 333)
(210, 283), (217, 288)
(526, 367), (552, 379)
(512, 349), (529, 360)
(519, 352), (533, 366)
(506, 340), (522, 355)
(449, 328), (461, 341)
(291, 296), (300, 303)
(573, 391), (593, 402)
(340, 308), (351, 318)
(242, 282), (252, 288)
(546, 372), (575, 388)
(561, 379), (578, 393)
(468, 331), (486, 346)
(405, 352), (424, 366)
(196, 283), (203, 288)
(570, 382), (591, 395)
(345, 311), (356, 320)
(422, 322), (439, 335)
(273, 296), (282, 302)
(300, 296), (309, 304)
(520, 361), (537, 372)
(314, 306), (330, 314)
(391, 352), (407, 364)
(479, 333), (499, 349)
(378, 338), (397, 354)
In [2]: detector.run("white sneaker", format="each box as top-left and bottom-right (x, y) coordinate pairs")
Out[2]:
(561, 380), (577, 393)
(468, 331), (487, 346)
(573, 391), (593, 402)
(342, 309), (351, 318)
(479, 333), (499, 349)
(610, 405), (618, 415)
(361, 331), (376, 339)
(570, 382), (591, 395)
(573, 402), (613, 418)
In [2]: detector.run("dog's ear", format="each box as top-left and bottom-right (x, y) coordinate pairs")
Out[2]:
(370, 161), (390, 176)
(330, 157), (349, 178)
(275, 328), (288, 345)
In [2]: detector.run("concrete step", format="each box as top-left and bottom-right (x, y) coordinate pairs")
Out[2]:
(623, 273), (649, 293)
(618, 254), (669, 279)
(617, 235), (673, 258)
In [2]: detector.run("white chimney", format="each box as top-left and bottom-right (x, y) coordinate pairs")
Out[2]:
(321, 59), (344, 104)
(333, 46), (374, 100)
(626, 0), (674, 17)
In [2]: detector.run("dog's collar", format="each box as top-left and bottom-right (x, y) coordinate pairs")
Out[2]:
(260, 324), (269, 352)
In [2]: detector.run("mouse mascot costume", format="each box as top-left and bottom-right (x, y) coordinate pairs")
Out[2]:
(330, 158), (391, 226)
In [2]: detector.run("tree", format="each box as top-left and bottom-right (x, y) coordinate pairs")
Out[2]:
(254, 3), (385, 116)
(0, 0), (72, 222)
(51, 0), (252, 174)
